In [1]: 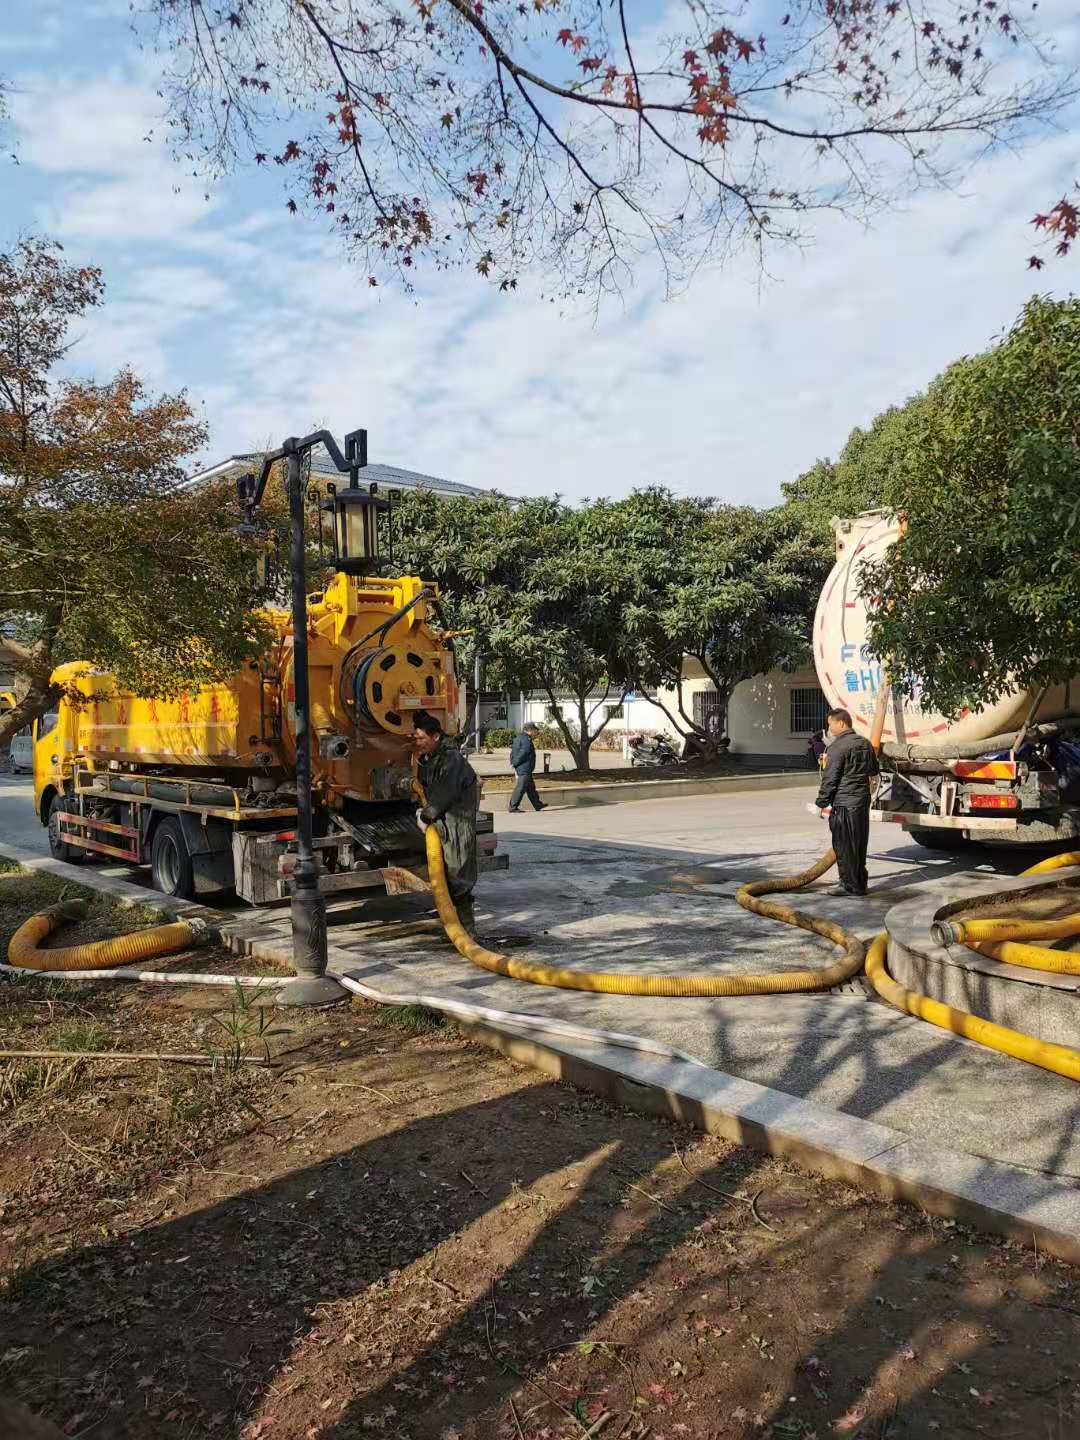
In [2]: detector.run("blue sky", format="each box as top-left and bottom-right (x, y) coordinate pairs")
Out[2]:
(3, 0), (1078, 502)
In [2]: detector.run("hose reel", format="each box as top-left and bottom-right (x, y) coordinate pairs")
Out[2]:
(343, 644), (442, 736)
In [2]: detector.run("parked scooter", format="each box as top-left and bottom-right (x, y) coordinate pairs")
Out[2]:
(627, 733), (683, 767)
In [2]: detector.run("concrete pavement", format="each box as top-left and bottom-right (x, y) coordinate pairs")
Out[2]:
(0, 775), (44, 857)
(6, 772), (1079, 1185)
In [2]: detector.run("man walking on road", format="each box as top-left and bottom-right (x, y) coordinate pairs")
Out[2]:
(508, 722), (548, 814)
(815, 707), (878, 896)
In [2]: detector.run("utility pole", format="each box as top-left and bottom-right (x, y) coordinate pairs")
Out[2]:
(239, 428), (370, 1007)
(473, 651), (482, 750)
(276, 438), (341, 1005)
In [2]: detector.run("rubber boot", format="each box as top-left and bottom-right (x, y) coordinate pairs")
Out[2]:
(455, 892), (478, 940)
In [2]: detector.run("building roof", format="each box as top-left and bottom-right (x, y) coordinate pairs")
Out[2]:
(183, 444), (504, 502)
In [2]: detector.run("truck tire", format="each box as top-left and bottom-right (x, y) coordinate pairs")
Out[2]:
(907, 828), (970, 852)
(47, 795), (84, 864)
(151, 817), (195, 899)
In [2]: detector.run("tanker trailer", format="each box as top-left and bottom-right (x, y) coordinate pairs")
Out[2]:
(31, 563), (505, 903)
(814, 512), (1080, 849)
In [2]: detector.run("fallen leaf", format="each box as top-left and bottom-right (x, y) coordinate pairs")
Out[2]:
(833, 1404), (866, 1433)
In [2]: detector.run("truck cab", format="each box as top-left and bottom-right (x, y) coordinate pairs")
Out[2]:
(30, 704), (71, 842)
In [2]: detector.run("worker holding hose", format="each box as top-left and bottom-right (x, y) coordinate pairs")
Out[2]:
(413, 710), (481, 936)
(815, 707), (878, 896)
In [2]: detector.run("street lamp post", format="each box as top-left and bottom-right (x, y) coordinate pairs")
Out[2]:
(240, 427), (369, 1005)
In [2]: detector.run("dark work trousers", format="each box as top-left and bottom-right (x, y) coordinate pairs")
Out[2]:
(829, 803), (870, 893)
(510, 769), (543, 811)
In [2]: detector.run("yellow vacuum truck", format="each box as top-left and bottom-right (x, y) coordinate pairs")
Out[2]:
(30, 570), (504, 903)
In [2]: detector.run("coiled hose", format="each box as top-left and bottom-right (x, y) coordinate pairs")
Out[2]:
(866, 851), (1080, 1082)
(424, 824), (865, 996)
(427, 783), (1080, 1083)
(8, 900), (200, 972)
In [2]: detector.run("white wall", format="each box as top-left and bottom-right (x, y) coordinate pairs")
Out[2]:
(468, 664), (828, 757)
(651, 660), (826, 756)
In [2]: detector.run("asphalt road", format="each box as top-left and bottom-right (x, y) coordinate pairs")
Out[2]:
(0, 769), (1023, 879)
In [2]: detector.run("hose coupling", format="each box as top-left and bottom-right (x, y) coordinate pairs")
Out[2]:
(931, 919), (965, 948)
(184, 916), (219, 947)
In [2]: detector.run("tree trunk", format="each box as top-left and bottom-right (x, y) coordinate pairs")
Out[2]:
(541, 681), (588, 770)
(0, 680), (59, 749)
(574, 694), (591, 772)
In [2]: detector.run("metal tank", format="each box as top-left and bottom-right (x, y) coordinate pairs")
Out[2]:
(813, 512), (1075, 747)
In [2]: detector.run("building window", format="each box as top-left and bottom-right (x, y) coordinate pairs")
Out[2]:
(790, 686), (829, 736)
(693, 688), (727, 736)
(546, 704), (563, 721)
(606, 703), (624, 721)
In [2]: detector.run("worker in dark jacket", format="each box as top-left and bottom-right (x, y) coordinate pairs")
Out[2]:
(815, 707), (879, 896)
(414, 711), (480, 933)
(508, 722), (548, 814)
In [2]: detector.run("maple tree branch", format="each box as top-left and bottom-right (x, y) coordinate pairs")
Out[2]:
(293, 0), (390, 219)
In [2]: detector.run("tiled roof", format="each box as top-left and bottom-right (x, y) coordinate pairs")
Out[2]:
(184, 446), (504, 501)
(307, 449), (491, 498)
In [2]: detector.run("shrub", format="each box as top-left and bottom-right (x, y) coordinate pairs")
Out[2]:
(482, 722), (568, 749)
(482, 727), (515, 749)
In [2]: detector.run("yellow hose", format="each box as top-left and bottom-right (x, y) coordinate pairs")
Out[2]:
(1016, 849), (1080, 875)
(968, 938), (1080, 974)
(8, 901), (197, 972)
(865, 931), (1080, 1083)
(932, 851), (1080, 974)
(867, 850), (1080, 1081)
(423, 824), (865, 995)
(422, 775), (1080, 1080)
(948, 913), (1080, 944)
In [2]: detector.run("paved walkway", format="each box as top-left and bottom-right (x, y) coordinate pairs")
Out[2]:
(240, 790), (1080, 1182)
(7, 773), (1079, 1183)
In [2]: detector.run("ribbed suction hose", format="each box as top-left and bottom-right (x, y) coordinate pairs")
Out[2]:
(869, 851), (1080, 1081)
(8, 901), (203, 972)
(424, 822), (865, 996)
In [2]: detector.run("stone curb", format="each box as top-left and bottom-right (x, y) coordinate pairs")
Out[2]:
(8, 839), (1080, 1260)
(427, 1014), (1080, 1264)
(483, 770), (817, 811)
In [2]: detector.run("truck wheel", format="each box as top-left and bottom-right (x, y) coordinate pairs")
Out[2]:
(47, 795), (83, 864)
(151, 817), (195, 899)
(908, 828), (970, 852)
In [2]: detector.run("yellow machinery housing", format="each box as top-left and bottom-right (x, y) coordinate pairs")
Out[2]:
(44, 573), (456, 798)
(32, 572), (501, 905)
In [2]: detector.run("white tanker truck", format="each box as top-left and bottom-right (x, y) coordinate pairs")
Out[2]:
(814, 513), (1080, 849)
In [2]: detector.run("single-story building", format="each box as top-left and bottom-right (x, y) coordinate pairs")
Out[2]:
(472, 658), (830, 765)
(182, 443), (508, 503)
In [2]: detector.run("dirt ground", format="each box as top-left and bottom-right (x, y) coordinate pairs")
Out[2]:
(2, 866), (1080, 1440)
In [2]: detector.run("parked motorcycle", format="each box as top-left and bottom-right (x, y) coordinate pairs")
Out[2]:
(627, 733), (682, 767)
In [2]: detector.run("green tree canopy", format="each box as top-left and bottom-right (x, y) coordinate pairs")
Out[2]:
(0, 237), (270, 744)
(858, 295), (1080, 718)
(389, 490), (633, 768)
(605, 490), (830, 739)
(390, 483), (828, 763)
(781, 399), (931, 541)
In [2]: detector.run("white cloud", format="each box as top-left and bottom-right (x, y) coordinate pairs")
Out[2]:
(4, 21), (1078, 503)
(188, 124), (1076, 505)
(12, 65), (221, 243)
(15, 76), (163, 175)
